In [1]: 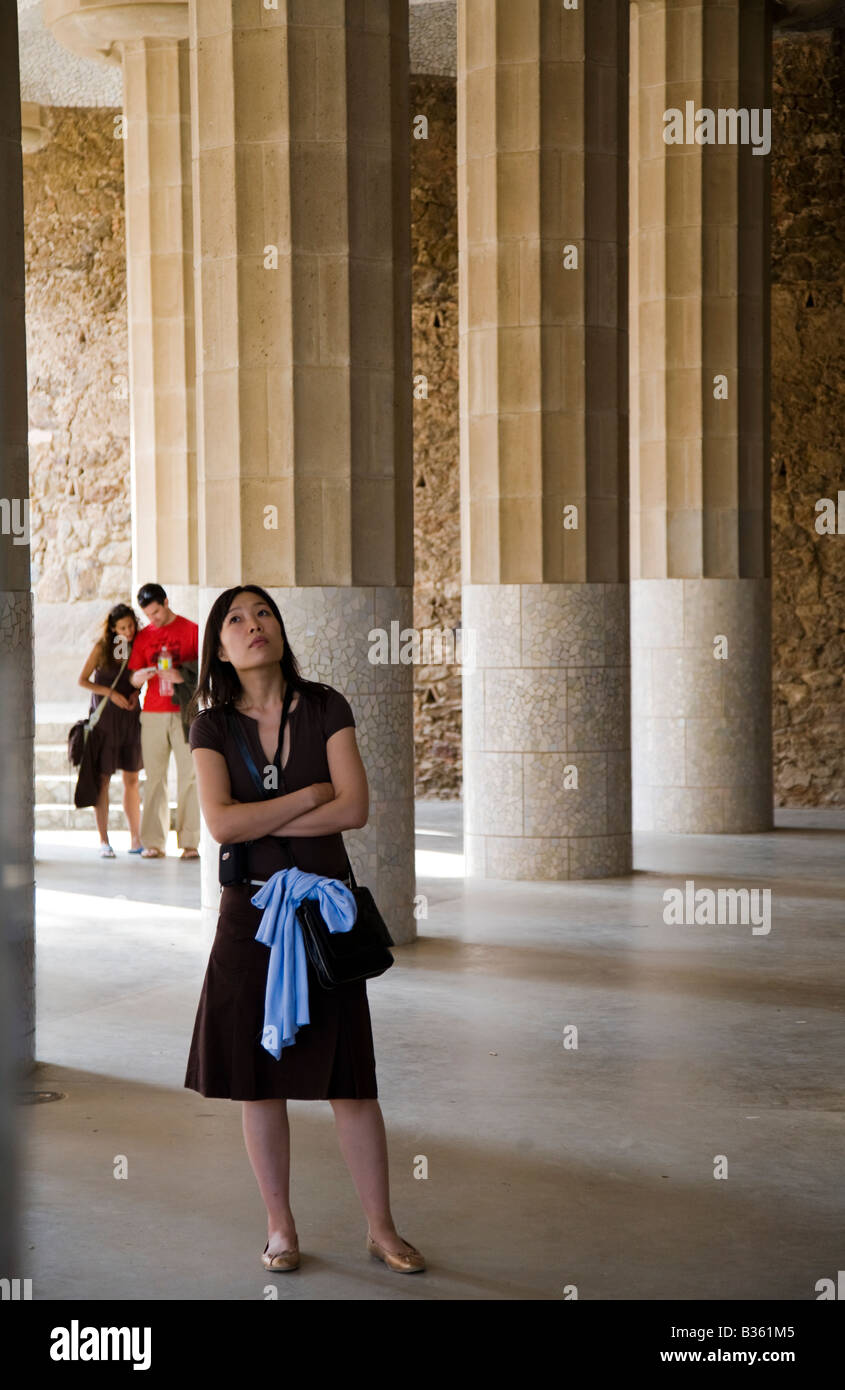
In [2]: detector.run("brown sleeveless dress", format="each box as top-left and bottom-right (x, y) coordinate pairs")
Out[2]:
(87, 659), (143, 777)
(183, 685), (379, 1101)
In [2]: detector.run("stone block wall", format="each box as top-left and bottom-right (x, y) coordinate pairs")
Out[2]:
(771, 29), (845, 806)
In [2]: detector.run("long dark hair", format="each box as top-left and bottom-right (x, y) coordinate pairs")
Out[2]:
(96, 603), (138, 666)
(187, 585), (332, 723)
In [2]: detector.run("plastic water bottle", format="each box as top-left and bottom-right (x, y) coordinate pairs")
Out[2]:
(157, 643), (173, 698)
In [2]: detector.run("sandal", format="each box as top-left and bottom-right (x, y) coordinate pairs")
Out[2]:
(366, 1231), (426, 1273)
(140, 848), (165, 858)
(261, 1238), (300, 1272)
(99, 844), (116, 859)
(180, 849), (199, 860)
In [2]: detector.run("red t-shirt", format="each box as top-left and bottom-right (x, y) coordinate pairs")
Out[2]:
(128, 614), (199, 712)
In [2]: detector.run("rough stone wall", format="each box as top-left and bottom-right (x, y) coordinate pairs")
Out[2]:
(771, 30), (845, 806)
(23, 106), (130, 703)
(410, 76), (461, 798)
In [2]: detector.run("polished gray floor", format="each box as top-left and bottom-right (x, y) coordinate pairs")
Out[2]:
(20, 805), (845, 1300)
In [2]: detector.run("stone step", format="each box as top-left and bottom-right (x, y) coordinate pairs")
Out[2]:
(36, 744), (75, 775)
(35, 743), (182, 778)
(35, 803), (179, 830)
(36, 722), (81, 744)
(35, 771), (177, 805)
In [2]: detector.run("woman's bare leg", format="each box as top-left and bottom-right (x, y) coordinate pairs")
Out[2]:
(329, 1098), (415, 1256)
(94, 775), (111, 845)
(122, 770), (142, 849)
(241, 1099), (298, 1253)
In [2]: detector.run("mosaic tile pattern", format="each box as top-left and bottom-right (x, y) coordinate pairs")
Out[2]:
(464, 751), (523, 837)
(461, 667), (486, 752)
(484, 668), (568, 753)
(606, 749), (633, 837)
(198, 585), (417, 941)
(483, 834), (570, 881)
(568, 834), (631, 880)
(457, 585), (521, 669)
(567, 668), (629, 752)
(524, 751), (607, 838)
(520, 585), (606, 667)
(462, 582), (632, 880)
(631, 578), (773, 832)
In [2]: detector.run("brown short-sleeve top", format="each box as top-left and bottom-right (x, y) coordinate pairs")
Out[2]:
(189, 684), (356, 882)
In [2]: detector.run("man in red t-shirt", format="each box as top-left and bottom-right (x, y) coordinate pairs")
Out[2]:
(128, 583), (200, 859)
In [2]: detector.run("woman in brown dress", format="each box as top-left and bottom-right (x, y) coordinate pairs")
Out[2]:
(185, 585), (425, 1275)
(77, 604), (143, 858)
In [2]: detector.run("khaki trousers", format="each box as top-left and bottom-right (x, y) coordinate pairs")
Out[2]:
(140, 711), (199, 852)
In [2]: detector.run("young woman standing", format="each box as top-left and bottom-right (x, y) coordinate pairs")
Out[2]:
(77, 603), (143, 857)
(185, 585), (424, 1275)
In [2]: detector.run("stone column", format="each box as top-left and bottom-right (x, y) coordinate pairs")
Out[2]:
(44, 0), (198, 619)
(457, 0), (631, 879)
(631, 0), (773, 832)
(189, 2), (416, 936)
(0, 0), (34, 1278)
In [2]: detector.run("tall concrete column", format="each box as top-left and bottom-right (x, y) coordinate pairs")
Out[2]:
(457, 0), (631, 879)
(1, 0), (34, 1277)
(631, 0), (773, 832)
(44, 0), (198, 619)
(189, 2), (416, 936)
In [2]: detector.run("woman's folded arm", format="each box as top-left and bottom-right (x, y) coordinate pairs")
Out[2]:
(272, 726), (369, 838)
(192, 747), (325, 843)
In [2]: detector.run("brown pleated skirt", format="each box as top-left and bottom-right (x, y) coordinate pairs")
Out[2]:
(184, 883), (379, 1101)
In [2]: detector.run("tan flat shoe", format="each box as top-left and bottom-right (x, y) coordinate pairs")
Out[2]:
(180, 849), (199, 860)
(140, 847), (165, 858)
(366, 1231), (426, 1273)
(261, 1238), (300, 1272)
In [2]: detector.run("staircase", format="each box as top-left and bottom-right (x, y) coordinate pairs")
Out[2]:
(35, 706), (178, 831)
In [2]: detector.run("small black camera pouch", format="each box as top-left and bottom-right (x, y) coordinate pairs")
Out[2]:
(219, 840), (250, 885)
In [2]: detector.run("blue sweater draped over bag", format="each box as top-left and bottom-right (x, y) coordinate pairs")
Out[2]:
(251, 867), (357, 1058)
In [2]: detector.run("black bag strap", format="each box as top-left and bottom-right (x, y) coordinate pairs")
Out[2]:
(226, 682), (294, 799)
(86, 657), (129, 740)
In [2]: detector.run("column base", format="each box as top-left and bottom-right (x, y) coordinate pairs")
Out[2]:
(631, 578), (774, 833)
(462, 583), (632, 881)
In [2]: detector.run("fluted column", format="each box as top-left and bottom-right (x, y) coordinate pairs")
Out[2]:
(189, 2), (416, 935)
(1, 0), (34, 1277)
(457, 0), (631, 879)
(631, 0), (773, 832)
(44, 0), (198, 616)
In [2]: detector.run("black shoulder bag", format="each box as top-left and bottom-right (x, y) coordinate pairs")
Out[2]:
(222, 688), (395, 990)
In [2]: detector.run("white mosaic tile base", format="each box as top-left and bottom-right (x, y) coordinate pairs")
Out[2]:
(462, 583), (632, 880)
(631, 578), (773, 833)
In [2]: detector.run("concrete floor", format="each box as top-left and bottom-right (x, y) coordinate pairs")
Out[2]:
(21, 804), (845, 1300)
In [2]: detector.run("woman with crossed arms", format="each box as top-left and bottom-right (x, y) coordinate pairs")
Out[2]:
(184, 584), (425, 1276)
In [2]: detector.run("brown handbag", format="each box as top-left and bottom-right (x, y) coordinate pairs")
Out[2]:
(73, 736), (102, 810)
